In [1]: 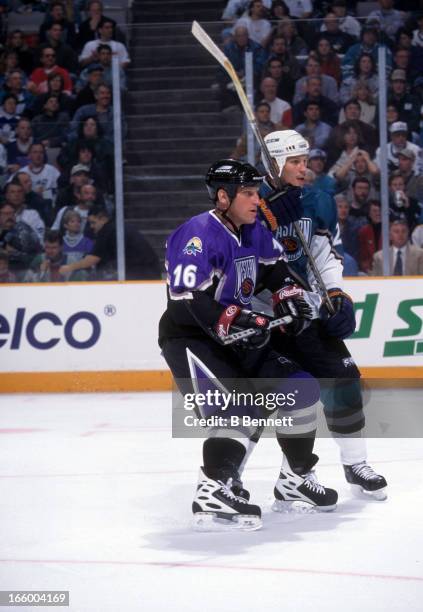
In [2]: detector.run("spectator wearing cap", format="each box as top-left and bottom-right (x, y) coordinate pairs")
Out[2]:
(58, 143), (110, 193)
(42, 23), (79, 74)
(27, 46), (73, 96)
(18, 142), (60, 203)
(293, 55), (339, 106)
(388, 69), (421, 135)
(320, 0), (361, 39)
(259, 77), (292, 128)
(52, 180), (100, 235)
(292, 76), (339, 127)
(375, 122), (421, 174)
(79, 18), (130, 69)
(73, 64), (104, 112)
(357, 200), (382, 273)
(397, 148), (423, 204)
(367, 0), (406, 43)
(341, 23), (393, 81)
(371, 220), (423, 276)
(294, 102), (331, 150)
(31, 94), (70, 149)
(307, 149), (336, 195)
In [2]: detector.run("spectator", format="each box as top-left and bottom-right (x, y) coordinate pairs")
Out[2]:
(61, 209), (94, 264)
(281, 0), (311, 19)
(59, 207), (162, 280)
(73, 64), (104, 111)
(15, 170), (52, 225)
(371, 220), (423, 275)
(293, 55), (339, 105)
(341, 23), (393, 81)
(328, 123), (365, 178)
(307, 149), (336, 195)
(273, 18), (308, 57)
(4, 30), (34, 75)
(41, 22), (79, 74)
(58, 143), (109, 191)
(0, 201), (41, 279)
(54, 167), (92, 211)
(336, 193), (360, 261)
(0, 94), (20, 145)
(52, 180), (101, 233)
(77, 0), (124, 51)
(337, 99), (378, 152)
(397, 149), (423, 204)
(38, 2), (76, 47)
(388, 69), (421, 135)
(31, 94), (70, 148)
(411, 224), (423, 247)
(0, 69), (33, 115)
(231, 101), (278, 163)
(357, 200), (382, 273)
(314, 38), (342, 84)
(386, 101), (401, 130)
(79, 18), (130, 69)
(19, 142), (60, 203)
(70, 83), (113, 142)
(4, 179), (45, 244)
(222, 0), (250, 21)
(27, 46), (73, 96)
(375, 122), (421, 174)
(87, 43), (126, 91)
(28, 72), (74, 117)
(332, 148), (379, 196)
(393, 48), (412, 78)
(292, 76), (339, 126)
(234, 0), (272, 47)
(411, 14), (423, 48)
(340, 53), (379, 104)
(320, 0), (361, 39)
(25, 229), (85, 282)
(294, 101), (331, 150)
(367, 0), (406, 43)
(315, 11), (357, 54)
(347, 177), (372, 222)
(388, 171), (420, 230)
(262, 56), (295, 104)
(268, 1), (290, 22)
(0, 250), (17, 283)
(347, 82), (376, 126)
(5, 117), (33, 174)
(259, 77), (292, 127)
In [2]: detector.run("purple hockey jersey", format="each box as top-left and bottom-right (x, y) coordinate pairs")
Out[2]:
(166, 210), (285, 309)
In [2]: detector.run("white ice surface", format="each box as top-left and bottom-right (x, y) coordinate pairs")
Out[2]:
(0, 392), (422, 612)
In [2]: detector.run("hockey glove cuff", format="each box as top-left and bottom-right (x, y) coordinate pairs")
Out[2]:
(214, 305), (271, 348)
(320, 288), (356, 339)
(272, 282), (313, 336)
(259, 186), (303, 230)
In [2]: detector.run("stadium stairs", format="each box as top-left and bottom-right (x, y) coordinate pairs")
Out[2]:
(124, 0), (243, 270)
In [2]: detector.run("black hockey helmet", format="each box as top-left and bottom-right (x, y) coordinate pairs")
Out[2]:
(205, 159), (263, 202)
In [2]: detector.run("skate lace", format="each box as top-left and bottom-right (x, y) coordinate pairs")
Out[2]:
(303, 470), (325, 494)
(218, 478), (247, 504)
(351, 462), (378, 481)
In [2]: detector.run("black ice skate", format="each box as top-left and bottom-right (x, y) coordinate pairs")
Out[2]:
(344, 462), (387, 500)
(192, 467), (261, 531)
(272, 454), (338, 512)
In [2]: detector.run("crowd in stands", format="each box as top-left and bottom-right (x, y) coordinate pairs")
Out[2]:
(0, 0), (160, 282)
(224, 0), (423, 275)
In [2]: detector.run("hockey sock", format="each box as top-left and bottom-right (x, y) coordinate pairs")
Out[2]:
(333, 434), (367, 465)
(202, 437), (247, 480)
(276, 433), (316, 474)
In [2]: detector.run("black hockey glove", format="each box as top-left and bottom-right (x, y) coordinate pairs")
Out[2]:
(260, 186), (303, 230)
(272, 280), (313, 336)
(319, 288), (356, 339)
(214, 305), (271, 349)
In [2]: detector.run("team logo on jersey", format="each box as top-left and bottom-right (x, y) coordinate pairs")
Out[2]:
(183, 236), (203, 256)
(234, 256), (256, 305)
(275, 218), (312, 261)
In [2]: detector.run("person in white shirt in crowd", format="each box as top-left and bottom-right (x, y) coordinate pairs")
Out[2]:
(79, 18), (130, 68)
(411, 14), (423, 48)
(222, 0), (272, 20)
(320, 0), (361, 39)
(260, 76), (292, 128)
(234, 0), (272, 47)
(372, 220), (423, 276)
(411, 225), (423, 247)
(283, 0), (311, 19)
(374, 122), (422, 175)
(4, 181), (45, 244)
(18, 142), (60, 204)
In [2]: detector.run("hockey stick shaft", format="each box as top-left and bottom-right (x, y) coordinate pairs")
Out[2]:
(221, 315), (293, 345)
(191, 21), (334, 315)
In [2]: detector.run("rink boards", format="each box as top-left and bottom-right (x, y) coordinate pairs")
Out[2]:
(0, 277), (422, 392)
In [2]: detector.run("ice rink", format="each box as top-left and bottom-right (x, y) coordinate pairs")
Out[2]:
(0, 391), (422, 612)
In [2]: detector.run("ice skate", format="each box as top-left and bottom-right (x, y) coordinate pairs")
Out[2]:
(192, 467), (262, 531)
(272, 454), (338, 513)
(344, 462), (387, 501)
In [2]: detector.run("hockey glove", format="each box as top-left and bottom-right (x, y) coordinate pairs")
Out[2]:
(260, 186), (303, 230)
(272, 281), (313, 336)
(214, 305), (271, 349)
(319, 288), (356, 339)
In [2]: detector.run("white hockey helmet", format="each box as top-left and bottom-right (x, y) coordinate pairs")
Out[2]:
(262, 130), (310, 177)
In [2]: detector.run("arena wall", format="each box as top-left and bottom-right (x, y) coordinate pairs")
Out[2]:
(0, 278), (422, 392)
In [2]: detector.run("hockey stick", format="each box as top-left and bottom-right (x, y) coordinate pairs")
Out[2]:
(191, 21), (334, 315)
(220, 315), (293, 345)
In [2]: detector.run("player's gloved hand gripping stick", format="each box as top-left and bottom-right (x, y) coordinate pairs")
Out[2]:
(191, 21), (335, 316)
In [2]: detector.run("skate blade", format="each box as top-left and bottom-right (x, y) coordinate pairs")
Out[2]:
(350, 484), (388, 501)
(192, 512), (262, 532)
(272, 500), (337, 514)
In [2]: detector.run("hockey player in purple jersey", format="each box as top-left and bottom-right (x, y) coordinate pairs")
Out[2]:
(159, 159), (338, 530)
(255, 130), (387, 501)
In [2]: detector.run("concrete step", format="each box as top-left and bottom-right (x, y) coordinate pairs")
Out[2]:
(130, 44), (216, 65)
(126, 65), (219, 78)
(125, 124), (241, 139)
(126, 147), (232, 164)
(125, 136), (237, 151)
(131, 216), (203, 230)
(129, 22), (226, 39)
(124, 175), (204, 191)
(132, 10), (223, 22)
(129, 76), (218, 90)
(127, 88), (215, 103)
(126, 100), (221, 114)
(125, 111), (242, 126)
(125, 190), (208, 207)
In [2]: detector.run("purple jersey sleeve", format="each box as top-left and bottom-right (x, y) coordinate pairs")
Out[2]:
(256, 221), (286, 265)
